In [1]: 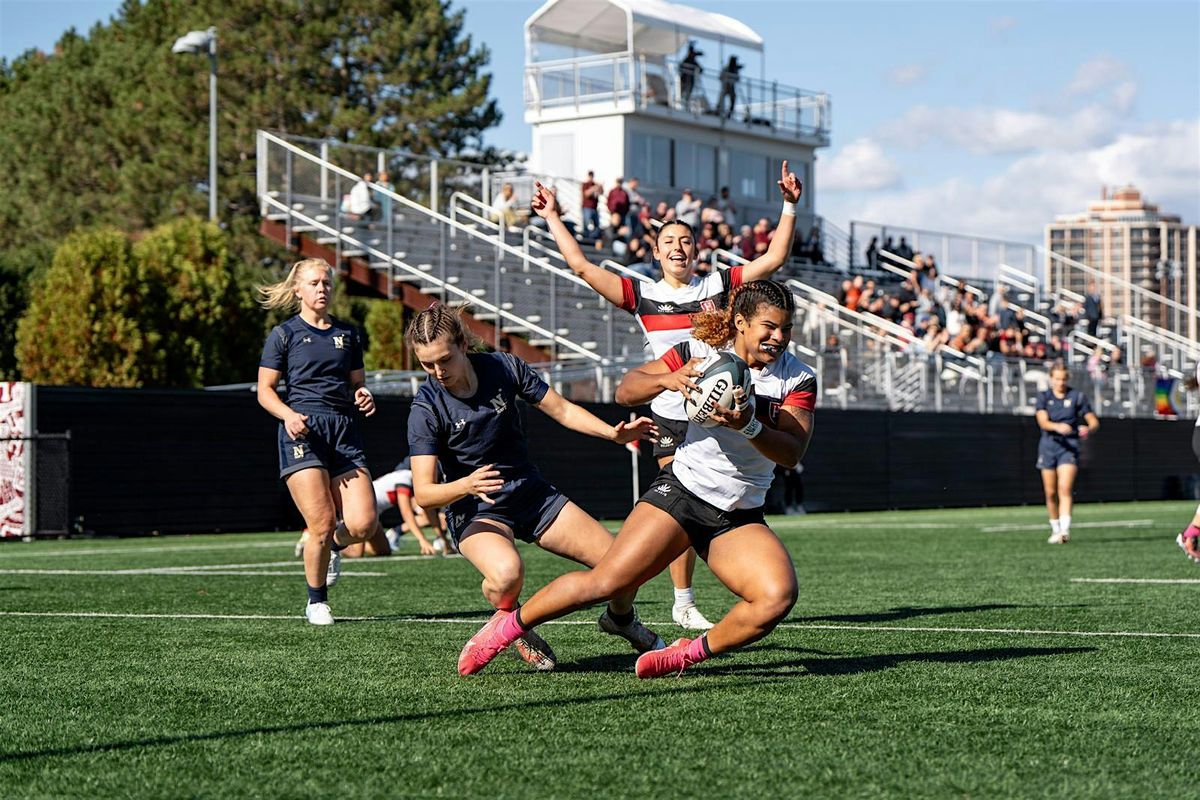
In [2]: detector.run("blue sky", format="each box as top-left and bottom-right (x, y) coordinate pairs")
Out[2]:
(3, 0), (1197, 243)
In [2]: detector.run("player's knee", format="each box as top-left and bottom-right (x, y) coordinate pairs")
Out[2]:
(485, 561), (525, 595)
(306, 520), (337, 543)
(757, 580), (798, 625)
(1043, 487), (1058, 502)
(342, 517), (376, 541)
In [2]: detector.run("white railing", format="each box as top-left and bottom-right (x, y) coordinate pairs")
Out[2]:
(524, 50), (831, 140)
(850, 220), (1037, 285)
(877, 250), (987, 301)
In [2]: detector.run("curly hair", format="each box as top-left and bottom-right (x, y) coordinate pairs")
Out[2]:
(691, 279), (795, 347)
(405, 303), (479, 351)
(256, 258), (333, 311)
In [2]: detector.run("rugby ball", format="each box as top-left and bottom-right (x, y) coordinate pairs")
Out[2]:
(683, 351), (751, 428)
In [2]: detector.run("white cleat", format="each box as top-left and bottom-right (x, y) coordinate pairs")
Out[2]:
(305, 602), (334, 626)
(294, 530), (309, 559)
(672, 604), (715, 630)
(326, 550), (342, 587)
(1047, 532), (1070, 544)
(598, 609), (666, 653)
(385, 526), (403, 551)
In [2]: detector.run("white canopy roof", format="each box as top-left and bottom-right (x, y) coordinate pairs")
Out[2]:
(525, 0), (764, 58)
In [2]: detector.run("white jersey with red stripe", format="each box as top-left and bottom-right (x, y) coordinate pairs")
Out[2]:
(372, 468), (414, 513)
(661, 337), (816, 511)
(618, 266), (744, 420)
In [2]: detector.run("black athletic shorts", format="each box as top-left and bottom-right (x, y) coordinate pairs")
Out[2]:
(1193, 425), (1200, 463)
(651, 413), (689, 459)
(638, 464), (766, 557)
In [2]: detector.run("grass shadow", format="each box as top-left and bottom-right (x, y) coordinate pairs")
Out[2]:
(0, 677), (781, 764)
(793, 603), (1029, 623)
(707, 645), (1096, 678)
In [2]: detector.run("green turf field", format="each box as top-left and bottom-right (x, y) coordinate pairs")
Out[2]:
(3, 500), (1199, 797)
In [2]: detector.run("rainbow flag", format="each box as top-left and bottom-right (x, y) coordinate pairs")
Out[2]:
(1155, 377), (1184, 417)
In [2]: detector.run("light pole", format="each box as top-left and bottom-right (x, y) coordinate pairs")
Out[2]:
(171, 27), (218, 221)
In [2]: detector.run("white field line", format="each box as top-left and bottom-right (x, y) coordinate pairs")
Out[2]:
(981, 519), (1155, 533)
(1072, 577), (1200, 585)
(1, 612), (1198, 640)
(0, 568), (387, 577)
(0, 541), (295, 558)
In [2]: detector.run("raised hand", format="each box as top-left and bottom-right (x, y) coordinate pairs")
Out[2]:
(777, 159), (803, 204)
(530, 181), (559, 220)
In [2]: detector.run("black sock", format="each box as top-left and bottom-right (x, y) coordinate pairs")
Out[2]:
(307, 584), (328, 604)
(607, 606), (635, 626)
(514, 607), (529, 631)
(330, 538), (349, 553)
(699, 635), (713, 658)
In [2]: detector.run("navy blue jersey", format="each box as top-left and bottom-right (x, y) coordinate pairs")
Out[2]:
(260, 315), (364, 413)
(1035, 388), (1093, 444)
(407, 353), (550, 483)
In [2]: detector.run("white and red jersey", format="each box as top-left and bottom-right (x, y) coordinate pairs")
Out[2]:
(618, 267), (744, 420)
(662, 337), (816, 511)
(372, 467), (414, 513)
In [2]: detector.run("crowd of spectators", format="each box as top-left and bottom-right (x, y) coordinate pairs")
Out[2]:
(835, 250), (1121, 369)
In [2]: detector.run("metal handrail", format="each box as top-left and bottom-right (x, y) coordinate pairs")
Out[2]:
(1043, 246), (1200, 322)
(878, 250), (987, 300)
(261, 196), (601, 363)
(1121, 314), (1200, 357)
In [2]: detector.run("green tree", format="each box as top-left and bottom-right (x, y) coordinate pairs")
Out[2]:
(0, 0), (501, 257)
(16, 219), (268, 387)
(15, 228), (147, 387)
(0, 242), (51, 380)
(363, 299), (407, 370)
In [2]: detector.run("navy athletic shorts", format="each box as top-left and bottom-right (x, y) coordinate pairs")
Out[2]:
(1036, 438), (1079, 470)
(651, 412), (689, 459)
(1193, 426), (1200, 463)
(444, 474), (569, 547)
(638, 464), (766, 558)
(277, 409), (367, 479)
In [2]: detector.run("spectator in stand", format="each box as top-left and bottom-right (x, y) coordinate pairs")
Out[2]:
(753, 217), (773, 256)
(492, 182), (520, 228)
(716, 222), (735, 253)
(949, 321), (974, 352)
(700, 197), (724, 225)
(922, 319), (949, 353)
(843, 275), (864, 310)
(896, 236), (914, 261)
(581, 170), (602, 239)
(963, 325), (990, 355)
(623, 236), (656, 279)
(859, 279), (884, 315)
(737, 224), (756, 260)
(601, 212), (631, 258)
(376, 171), (395, 223)
(1083, 281), (1103, 337)
(865, 236), (879, 270)
(717, 186), (738, 227)
(625, 177), (646, 239)
(607, 177), (630, 224)
(653, 200), (672, 224)
(342, 172), (374, 221)
(675, 189), (702, 229)
(679, 41), (703, 107)
(1140, 347), (1158, 370)
(697, 221), (721, 263)
(717, 55), (743, 119)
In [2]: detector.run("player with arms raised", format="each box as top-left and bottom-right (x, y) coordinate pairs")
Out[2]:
(458, 280), (816, 678)
(527, 161), (802, 630)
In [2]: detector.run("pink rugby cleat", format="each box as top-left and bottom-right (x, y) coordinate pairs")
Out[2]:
(458, 609), (521, 676)
(635, 637), (706, 679)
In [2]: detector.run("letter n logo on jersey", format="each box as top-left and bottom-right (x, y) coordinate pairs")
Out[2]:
(700, 299), (717, 312)
(490, 394), (508, 414)
(292, 444), (305, 460)
(769, 401), (781, 425)
(333, 335), (346, 349)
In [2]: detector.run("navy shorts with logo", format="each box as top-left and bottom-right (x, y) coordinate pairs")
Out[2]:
(1035, 438), (1079, 470)
(444, 473), (569, 547)
(651, 413), (689, 459)
(278, 409), (367, 479)
(638, 464), (766, 557)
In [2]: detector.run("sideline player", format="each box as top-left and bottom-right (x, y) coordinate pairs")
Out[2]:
(457, 280), (817, 679)
(404, 303), (665, 673)
(1177, 365), (1200, 562)
(257, 258), (381, 625)
(526, 161), (802, 630)
(1035, 361), (1100, 544)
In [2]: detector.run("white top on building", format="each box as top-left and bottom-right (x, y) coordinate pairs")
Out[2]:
(522, 0), (830, 228)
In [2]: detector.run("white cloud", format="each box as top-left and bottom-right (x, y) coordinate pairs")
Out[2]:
(826, 120), (1200, 243)
(818, 138), (902, 191)
(1066, 56), (1131, 96)
(989, 16), (1018, 36)
(887, 63), (927, 87)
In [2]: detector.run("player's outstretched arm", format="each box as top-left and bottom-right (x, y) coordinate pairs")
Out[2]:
(535, 387), (658, 444)
(742, 159), (802, 282)
(615, 356), (704, 407)
(530, 181), (626, 307)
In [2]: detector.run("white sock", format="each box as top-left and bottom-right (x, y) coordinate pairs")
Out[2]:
(673, 588), (695, 608)
(1050, 519), (1061, 535)
(1059, 515), (1071, 534)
